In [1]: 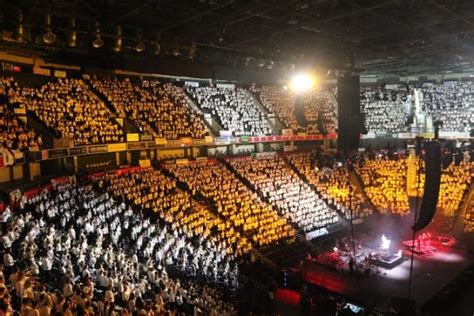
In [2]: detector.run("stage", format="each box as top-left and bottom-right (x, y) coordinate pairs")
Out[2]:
(301, 234), (473, 308)
(273, 213), (474, 314)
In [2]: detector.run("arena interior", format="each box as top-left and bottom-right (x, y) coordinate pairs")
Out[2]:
(0, 0), (473, 315)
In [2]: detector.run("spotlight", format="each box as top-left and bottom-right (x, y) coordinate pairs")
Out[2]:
(92, 35), (104, 48)
(290, 72), (315, 92)
(113, 25), (122, 53)
(173, 47), (181, 56)
(42, 14), (56, 45)
(16, 11), (25, 43)
(68, 18), (77, 48)
(283, 85), (288, 90)
(337, 162), (343, 167)
(92, 21), (104, 49)
(135, 35), (146, 53)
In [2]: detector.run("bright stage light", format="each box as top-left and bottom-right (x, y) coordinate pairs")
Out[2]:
(290, 73), (315, 92)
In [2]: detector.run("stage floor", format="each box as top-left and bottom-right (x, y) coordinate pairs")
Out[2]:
(303, 240), (473, 308)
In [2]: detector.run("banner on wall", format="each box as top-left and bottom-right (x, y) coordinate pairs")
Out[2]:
(33, 67), (51, 76)
(155, 138), (167, 146)
(69, 147), (88, 156)
(127, 133), (140, 142)
(176, 159), (189, 165)
(0, 153), (3, 168)
(107, 143), (126, 152)
(54, 70), (67, 78)
(139, 159), (151, 168)
(204, 136), (214, 143)
(180, 137), (193, 145)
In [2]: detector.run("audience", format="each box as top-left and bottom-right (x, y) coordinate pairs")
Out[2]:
(165, 160), (295, 246)
(227, 154), (339, 232)
(360, 85), (411, 134)
(286, 151), (372, 219)
(0, 78), (42, 150)
(92, 78), (208, 139)
(186, 86), (272, 136)
(355, 155), (410, 215)
(105, 167), (251, 256)
(420, 81), (474, 133)
(251, 86), (338, 134)
(23, 78), (124, 146)
(1, 180), (237, 315)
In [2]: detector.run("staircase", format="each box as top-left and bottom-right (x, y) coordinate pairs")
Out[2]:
(279, 153), (348, 224)
(246, 90), (286, 135)
(26, 111), (57, 149)
(159, 163), (279, 271)
(349, 170), (378, 213)
(85, 80), (139, 134)
(182, 93), (222, 136)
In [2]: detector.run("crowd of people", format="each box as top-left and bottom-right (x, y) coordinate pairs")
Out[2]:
(285, 152), (372, 219)
(227, 154), (339, 232)
(104, 167), (250, 256)
(0, 77), (42, 151)
(251, 86), (338, 134)
(420, 81), (474, 133)
(186, 86), (272, 136)
(360, 85), (411, 134)
(165, 160), (295, 246)
(92, 78), (208, 140)
(19, 78), (124, 146)
(355, 155), (410, 215)
(437, 159), (473, 216)
(0, 178), (237, 315)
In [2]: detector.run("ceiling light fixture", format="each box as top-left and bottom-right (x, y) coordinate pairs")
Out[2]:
(92, 21), (104, 49)
(113, 25), (122, 53)
(42, 14), (56, 45)
(16, 11), (25, 43)
(68, 18), (77, 48)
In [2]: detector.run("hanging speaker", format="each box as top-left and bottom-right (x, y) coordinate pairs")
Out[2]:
(413, 141), (441, 232)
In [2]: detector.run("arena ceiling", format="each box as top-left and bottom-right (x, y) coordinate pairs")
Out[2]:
(2, 0), (474, 75)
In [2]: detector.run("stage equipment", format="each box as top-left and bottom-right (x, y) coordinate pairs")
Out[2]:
(337, 72), (361, 151)
(412, 141), (441, 232)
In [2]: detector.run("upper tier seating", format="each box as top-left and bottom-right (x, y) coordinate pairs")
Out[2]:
(0, 77), (42, 150)
(21, 78), (124, 146)
(251, 86), (338, 134)
(420, 81), (474, 133)
(360, 85), (411, 134)
(186, 86), (272, 136)
(92, 78), (208, 139)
